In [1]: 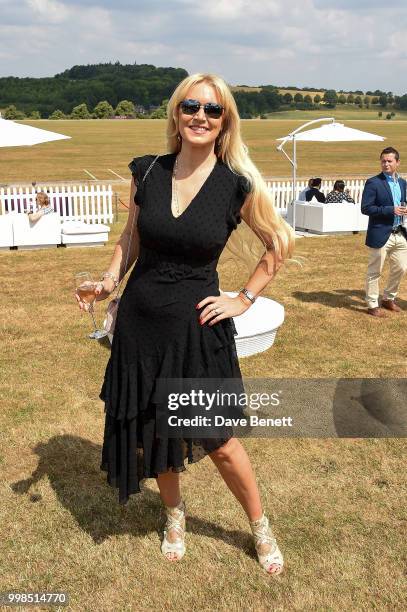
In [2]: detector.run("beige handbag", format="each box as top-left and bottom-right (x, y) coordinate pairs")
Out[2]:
(104, 155), (159, 343)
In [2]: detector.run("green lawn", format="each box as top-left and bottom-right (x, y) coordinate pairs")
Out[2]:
(0, 118), (405, 186)
(0, 217), (406, 610)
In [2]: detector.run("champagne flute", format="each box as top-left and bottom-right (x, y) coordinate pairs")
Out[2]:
(75, 272), (108, 339)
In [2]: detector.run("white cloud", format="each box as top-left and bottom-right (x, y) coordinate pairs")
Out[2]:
(0, 0), (406, 93)
(26, 0), (70, 22)
(314, 0), (406, 9)
(192, 0), (282, 21)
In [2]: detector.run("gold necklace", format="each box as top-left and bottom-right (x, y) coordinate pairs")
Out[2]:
(172, 155), (180, 217)
(172, 155), (217, 218)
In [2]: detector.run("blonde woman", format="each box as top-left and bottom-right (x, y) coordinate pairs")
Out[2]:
(27, 191), (53, 222)
(75, 73), (294, 574)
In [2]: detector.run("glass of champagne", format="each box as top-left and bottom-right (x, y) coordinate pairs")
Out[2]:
(75, 272), (108, 339)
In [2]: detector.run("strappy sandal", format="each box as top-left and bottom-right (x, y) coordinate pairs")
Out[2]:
(249, 513), (284, 575)
(161, 499), (186, 562)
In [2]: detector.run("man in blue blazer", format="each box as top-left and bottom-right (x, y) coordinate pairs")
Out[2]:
(361, 147), (407, 317)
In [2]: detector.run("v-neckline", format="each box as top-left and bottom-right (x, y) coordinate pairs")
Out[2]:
(169, 154), (219, 220)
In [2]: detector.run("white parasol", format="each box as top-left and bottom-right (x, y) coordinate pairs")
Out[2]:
(276, 118), (385, 231)
(0, 117), (71, 148)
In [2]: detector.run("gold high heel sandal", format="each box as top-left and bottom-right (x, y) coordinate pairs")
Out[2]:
(161, 500), (186, 561)
(250, 513), (284, 575)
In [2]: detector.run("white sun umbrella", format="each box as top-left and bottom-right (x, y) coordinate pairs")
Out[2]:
(0, 116), (70, 147)
(276, 118), (385, 231)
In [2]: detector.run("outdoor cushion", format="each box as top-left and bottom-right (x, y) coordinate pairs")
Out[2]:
(61, 221), (110, 235)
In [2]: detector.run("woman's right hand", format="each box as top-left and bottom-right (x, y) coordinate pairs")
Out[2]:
(74, 279), (115, 312)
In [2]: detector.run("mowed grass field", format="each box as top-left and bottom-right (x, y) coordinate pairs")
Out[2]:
(1, 117), (407, 188)
(0, 120), (406, 611)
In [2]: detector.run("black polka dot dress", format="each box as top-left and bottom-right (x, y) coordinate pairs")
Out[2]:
(99, 153), (250, 504)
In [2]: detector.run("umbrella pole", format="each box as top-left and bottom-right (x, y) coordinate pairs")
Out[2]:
(292, 136), (297, 232)
(277, 117), (336, 233)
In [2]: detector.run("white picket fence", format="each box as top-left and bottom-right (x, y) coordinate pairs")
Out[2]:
(0, 177), (367, 223)
(264, 177), (367, 211)
(0, 184), (114, 223)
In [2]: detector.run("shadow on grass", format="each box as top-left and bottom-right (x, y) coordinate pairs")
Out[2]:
(10, 434), (254, 555)
(333, 378), (407, 437)
(292, 288), (407, 311)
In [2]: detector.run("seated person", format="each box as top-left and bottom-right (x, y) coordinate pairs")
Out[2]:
(326, 180), (355, 203)
(27, 192), (54, 222)
(298, 178), (313, 201)
(305, 178), (326, 203)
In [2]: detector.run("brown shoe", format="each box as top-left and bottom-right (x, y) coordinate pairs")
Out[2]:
(381, 299), (402, 312)
(367, 307), (386, 317)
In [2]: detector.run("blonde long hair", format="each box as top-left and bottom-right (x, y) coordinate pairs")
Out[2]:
(166, 73), (295, 273)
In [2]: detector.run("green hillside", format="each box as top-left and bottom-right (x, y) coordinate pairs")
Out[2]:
(0, 62), (188, 117)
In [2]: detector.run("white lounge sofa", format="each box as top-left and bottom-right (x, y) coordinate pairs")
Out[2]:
(12, 212), (61, 249)
(286, 201), (368, 234)
(0, 214), (111, 249)
(61, 221), (110, 247)
(0, 214), (14, 249)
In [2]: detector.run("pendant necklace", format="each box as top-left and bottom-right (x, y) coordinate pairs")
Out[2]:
(172, 154), (217, 218)
(172, 155), (180, 217)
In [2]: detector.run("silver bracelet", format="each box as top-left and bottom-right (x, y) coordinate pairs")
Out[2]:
(101, 271), (119, 288)
(239, 288), (256, 304)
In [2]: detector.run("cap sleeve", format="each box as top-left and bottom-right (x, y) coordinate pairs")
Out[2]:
(128, 155), (154, 207)
(227, 174), (252, 230)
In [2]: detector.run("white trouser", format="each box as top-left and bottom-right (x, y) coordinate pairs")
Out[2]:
(365, 232), (407, 308)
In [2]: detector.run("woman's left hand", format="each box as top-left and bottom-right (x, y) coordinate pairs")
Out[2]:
(197, 293), (251, 326)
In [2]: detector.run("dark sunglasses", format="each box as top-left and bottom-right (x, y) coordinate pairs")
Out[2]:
(180, 98), (224, 119)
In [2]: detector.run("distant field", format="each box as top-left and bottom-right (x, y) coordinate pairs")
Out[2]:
(268, 106), (407, 121)
(232, 86), (365, 96)
(231, 86), (262, 92)
(0, 118), (405, 190)
(232, 86), (381, 101)
(278, 89), (324, 98)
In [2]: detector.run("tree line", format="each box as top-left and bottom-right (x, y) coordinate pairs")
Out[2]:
(2, 99), (168, 120)
(0, 62), (188, 118)
(1, 62), (406, 119)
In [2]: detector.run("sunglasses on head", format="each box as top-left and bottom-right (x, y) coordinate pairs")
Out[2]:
(180, 98), (224, 119)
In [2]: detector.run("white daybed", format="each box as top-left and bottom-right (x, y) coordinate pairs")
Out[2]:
(286, 200), (368, 234)
(61, 221), (110, 247)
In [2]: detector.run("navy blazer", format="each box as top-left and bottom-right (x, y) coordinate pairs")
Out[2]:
(361, 172), (406, 248)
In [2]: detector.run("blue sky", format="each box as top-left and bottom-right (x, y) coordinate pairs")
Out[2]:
(1, 0), (406, 93)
